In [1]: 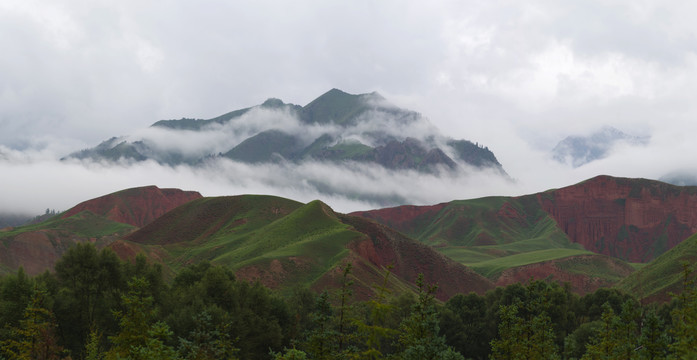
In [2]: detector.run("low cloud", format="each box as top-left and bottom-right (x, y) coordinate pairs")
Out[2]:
(0, 152), (519, 216)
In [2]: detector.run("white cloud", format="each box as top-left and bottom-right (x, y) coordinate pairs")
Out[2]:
(2, 0), (697, 213)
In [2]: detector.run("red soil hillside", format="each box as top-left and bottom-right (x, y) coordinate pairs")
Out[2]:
(336, 215), (494, 300)
(494, 254), (636, 295)
(542, 175), (697, 262)
(354, 176), (697, 264)
(350, 203), (447, 235)
(232, 214), (494, 301)
(61, 186), (202, 228)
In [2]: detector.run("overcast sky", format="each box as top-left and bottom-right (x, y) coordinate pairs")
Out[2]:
(2, 0), (697, 214)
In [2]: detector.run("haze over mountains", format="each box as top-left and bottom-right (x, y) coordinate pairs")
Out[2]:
(3, 89), (514, 216)
(551, 126), (649, 168)
(1, 87), (695, 220)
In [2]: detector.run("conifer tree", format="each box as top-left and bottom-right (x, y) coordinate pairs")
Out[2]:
(489, 302), (559, 360)
(668, 263), (697, 360)
(106, 276), (178, 360)
(302, 291), (337, 360)
(397, 274), (464, 360)
(353, 265), (399, 359)
(0, 285), (65, 360)
(84, 328), (103, 360)
(582, 302), (619, 360)
(638, 309), (668, 360)
(177, 311), (239, 360)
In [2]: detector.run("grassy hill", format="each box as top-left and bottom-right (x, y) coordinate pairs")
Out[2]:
(617, 231), (697, 302)
(351, 192), (636, 293)
(0, 211), (135, 275)
(115, 195), (493, 299)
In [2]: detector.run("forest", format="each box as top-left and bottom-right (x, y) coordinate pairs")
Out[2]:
(1, 243), (696, 360)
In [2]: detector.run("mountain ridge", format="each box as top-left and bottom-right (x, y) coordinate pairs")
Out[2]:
(64, 89), (507, 179)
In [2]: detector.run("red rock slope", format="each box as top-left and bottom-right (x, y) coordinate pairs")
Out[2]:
(61, 186), (202, 228)
(541, 175), (697, 262)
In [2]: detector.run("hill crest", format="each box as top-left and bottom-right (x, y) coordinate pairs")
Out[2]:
(61, 185), (202, 228)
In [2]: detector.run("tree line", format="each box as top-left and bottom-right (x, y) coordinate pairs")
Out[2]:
(0, 243), (696, 359)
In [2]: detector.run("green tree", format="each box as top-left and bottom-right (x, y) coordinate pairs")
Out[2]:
(53, 243), (124, 356)
(638, 308), (668, 360)
(668, 263), (697, 360)
(489, 302), (558, 360)
(84, 328), (103, 360)
(396, 274), (464, 360)
(166, 263), (289, 360)
(614, 300), (640, 360)
(106, 276), (177, 360)
(177, 311), (238, 360)
(302, 291), (337, 360)
(352, 265), (399, 359)
(0, 267), (33, 338)
(270, 346), (308, 360)
(337, 263), (355, 355)
(581, 302), (619, 360)
(441, 292), (495, 359)
(0, 285), (65, 360)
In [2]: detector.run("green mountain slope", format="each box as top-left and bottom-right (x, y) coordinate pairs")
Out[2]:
(223, 130), (304, 163)
(115, 195), (494, 300)
(617, 232), (697, 302)
(351, 193), (633, 293)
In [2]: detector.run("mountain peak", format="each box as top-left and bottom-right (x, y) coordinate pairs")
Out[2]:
(261, 98), (286, 108)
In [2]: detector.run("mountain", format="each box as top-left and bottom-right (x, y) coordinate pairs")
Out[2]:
(352, 175), (697, 293)
(65, 89), (506, 175)
(4, 176), (697, 300)
(0, 186), (493, 299)
(112, 195), (493, 300)
(0, 186), (201, 275)
(552, 126), (649, 167)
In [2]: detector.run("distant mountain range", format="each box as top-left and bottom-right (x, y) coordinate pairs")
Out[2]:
(552, 126), (649, 167)
(64, 89), (506, 175)
(4, 175), (697, 301)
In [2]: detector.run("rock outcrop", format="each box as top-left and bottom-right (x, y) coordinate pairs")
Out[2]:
(542, 176), (697, 262)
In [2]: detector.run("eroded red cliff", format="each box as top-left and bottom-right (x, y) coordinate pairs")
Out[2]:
(541, 176), (697, 262)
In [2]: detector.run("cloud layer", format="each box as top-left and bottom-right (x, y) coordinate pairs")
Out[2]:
(2, 1), (697, 215)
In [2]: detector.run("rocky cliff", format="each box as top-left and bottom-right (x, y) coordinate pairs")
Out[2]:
(542, 176), (697, 262)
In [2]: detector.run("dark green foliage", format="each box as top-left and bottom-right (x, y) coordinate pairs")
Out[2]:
(0, 268), (33, 338)
(580, 299), (641, 360)
(4, 241), (697, 359)
(53, 243), (125, 357)
(489, 302), (559, 360)
(0, 285), (65, 360)
(177, 311), (239, 360)
(396, 274), (464, 360)
(106, 276), (177, 360)
(446, 139), (502, 168)
(166, 262), (290, 360)
(667, 263), (697, 359)
(302, 291), (338, 359)
(440, 292), (494, 359)
(638, 308), (668, 360)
